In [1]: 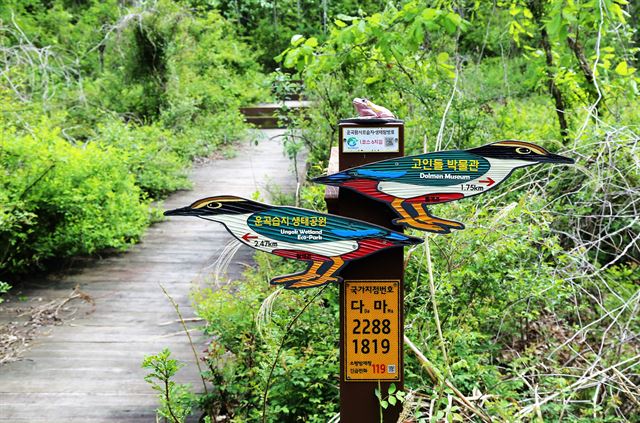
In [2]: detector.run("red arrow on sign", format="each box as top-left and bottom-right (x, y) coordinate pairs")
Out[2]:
(242, 233), (258, 242)
(479, 177), (495, 187)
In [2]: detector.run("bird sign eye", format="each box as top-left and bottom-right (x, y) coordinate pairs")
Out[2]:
(206, 202), (222, 209)
(516, 147), (531, 155)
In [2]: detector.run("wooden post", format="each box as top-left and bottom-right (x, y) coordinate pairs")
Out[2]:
(325, 119), (405, 422)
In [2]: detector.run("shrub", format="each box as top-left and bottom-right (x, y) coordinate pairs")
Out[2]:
(143, 348), (196, 423)
(0, 110), (151, 277)
(192, 252), (339, 422)
(94, 121), (191, 198)
(0, 0), (270, 280)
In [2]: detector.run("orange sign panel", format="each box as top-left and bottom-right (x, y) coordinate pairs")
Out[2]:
(344, 280), (401, 382)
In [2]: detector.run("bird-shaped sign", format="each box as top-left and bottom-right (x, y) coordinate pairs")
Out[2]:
(313, 141), (574, 233)
(164, 196), (422, 289)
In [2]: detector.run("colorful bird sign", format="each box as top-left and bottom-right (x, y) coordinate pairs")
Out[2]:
(313, 141), (574, 233)
(164, 196), (422, 289)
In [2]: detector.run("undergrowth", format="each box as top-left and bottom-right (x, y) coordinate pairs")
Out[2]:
(0, 0), (268, 279)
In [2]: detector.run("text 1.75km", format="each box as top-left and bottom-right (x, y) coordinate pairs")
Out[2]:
(461, 184), (484, 192)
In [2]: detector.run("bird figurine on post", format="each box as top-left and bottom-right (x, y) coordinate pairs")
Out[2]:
(352, 98), (396, 119)
(164, 196), (422, 289)
(313, 141), (574, 233)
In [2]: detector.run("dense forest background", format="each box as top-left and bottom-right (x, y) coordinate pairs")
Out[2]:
(1, 0), (639, 421)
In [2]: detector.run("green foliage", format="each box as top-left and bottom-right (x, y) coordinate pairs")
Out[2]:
(0, 281), (10, 304)
(198, 0), (637, 418)
(0, 0), (269, 281)
(191, 0), (391, 70)
(94, 121), (191, 198)
(142, 348), (196, 423)
(2, 0), (638, 420)
(375, 382), (406, 411)
(192, 260), (339, 422)
(274, 1), (472, 166)
(0, 97), (151, 275)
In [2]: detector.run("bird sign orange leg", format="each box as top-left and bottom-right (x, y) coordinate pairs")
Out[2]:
(390, 199), (464, 234)
(270, 257), (345, 289)
(286, 257), (345, 289)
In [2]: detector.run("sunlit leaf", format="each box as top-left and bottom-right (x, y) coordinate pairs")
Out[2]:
(364, 76), (380, 84)
(305, 37), (318, 48)
(615, 61), (636, 76)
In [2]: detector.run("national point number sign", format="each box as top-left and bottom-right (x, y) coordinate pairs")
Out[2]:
(344, 280), (401, 382)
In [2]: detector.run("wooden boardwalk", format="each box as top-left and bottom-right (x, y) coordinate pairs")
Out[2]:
(0, 129), (298, 422)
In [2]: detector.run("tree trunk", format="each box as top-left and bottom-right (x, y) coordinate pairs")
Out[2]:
(528, 0), (569, 142)
(567, 35), (604, 116)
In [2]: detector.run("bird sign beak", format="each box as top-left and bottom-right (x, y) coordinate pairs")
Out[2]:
(164, 206), (202, 216)
(402, 235), (424, 246)
(538, 153), (574, 165)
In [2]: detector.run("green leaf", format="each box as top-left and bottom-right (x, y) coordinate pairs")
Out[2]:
(442, 14), (457, 33)
(615, 61), (636, 76)
(410, 22), (425, 47)
(610, 3), (627, 23)
(291, 34), (305, 46)
(334, 19), (347, 28)
(274, 49), (288, 63)
(437, 52), (450, 63)
(381, 400), (389, 409)
(388, 395), (397, 406)
(547, 13), (563, 38)
(364, 76), (380, 85)
(283, 50), (299, 68)
(422, 8), (438, 20)
(388, 383), (397, 394)
(304, 37), (318, 48)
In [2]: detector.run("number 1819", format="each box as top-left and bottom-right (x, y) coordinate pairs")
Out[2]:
(352, 338), (390, 354)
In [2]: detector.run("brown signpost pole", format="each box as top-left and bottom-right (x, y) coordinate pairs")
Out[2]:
(325, 118), (405, 422)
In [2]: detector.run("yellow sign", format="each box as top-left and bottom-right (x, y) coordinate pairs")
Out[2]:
(344, 280), (401, 382)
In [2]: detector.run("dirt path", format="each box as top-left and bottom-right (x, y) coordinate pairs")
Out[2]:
(0, 129), (298, 422)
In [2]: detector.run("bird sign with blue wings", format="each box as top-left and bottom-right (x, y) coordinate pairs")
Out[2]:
(313, 141), (574, 233)
(164, 196), (422, 289)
